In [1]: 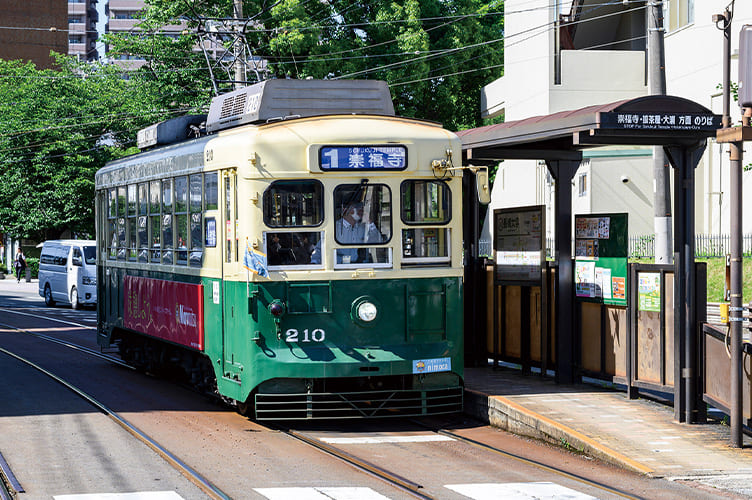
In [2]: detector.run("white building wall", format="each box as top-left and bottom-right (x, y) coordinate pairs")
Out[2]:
(480, 0), (752, 248)
(479, 0), (649, 246)
(663, 2), (752, 235)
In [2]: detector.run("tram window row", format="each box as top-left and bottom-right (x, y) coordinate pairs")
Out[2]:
(105, 174), (453, 269)
(106, 172), (218, 266)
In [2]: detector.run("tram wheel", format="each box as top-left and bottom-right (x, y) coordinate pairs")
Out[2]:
(236, 399), (254, 417)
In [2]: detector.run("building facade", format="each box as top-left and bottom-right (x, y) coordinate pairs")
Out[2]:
(480, 0), (752, 247)
(68, 0), (99, 61)
(0, 0), (67, 68)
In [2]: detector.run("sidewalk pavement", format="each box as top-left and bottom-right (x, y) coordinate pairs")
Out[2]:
(464, 366), (752, 496)
(0, 275), (37, 290)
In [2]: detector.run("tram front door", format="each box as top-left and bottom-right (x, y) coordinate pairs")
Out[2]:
(220, 169), (244, 384)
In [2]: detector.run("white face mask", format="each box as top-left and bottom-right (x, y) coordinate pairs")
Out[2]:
(350, 209), (361, 222)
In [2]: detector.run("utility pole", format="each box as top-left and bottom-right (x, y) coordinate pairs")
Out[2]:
(714, 6), (748, 449)
(648, 0), (672, 264)
(233, 0), (246, 89)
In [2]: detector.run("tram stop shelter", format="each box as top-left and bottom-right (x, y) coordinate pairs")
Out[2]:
(458, 95), (722, 424)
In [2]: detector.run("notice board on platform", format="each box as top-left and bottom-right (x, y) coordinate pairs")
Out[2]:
(574, 213), (628, 306)
(493, 205), (545, 285)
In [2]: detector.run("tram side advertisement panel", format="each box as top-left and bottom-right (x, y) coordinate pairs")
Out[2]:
(123, 276), (205, 350)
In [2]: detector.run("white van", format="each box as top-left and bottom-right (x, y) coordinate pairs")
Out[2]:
(38, 240), (97, 309)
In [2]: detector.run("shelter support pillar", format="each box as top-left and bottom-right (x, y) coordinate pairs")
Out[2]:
(664, 142), (706, 423)
(546, 158), (582, 384)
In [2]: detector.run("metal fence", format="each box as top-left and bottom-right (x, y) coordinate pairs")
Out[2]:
(629, 234), (752, 258)
(480, 234), (752, 260)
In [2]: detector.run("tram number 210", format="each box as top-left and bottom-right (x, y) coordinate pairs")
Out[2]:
(285, 328), (326, 343)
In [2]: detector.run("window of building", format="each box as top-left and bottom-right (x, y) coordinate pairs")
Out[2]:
(578, 173), (588, 197)
(664, 0), (694, 33)
(112, 11), (143, 19)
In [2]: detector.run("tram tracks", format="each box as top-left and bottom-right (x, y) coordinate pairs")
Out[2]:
(1, 307), (640, 500)
(0, 340), (232, 500)
(272, 421), (641, 500)
(424, 423), (641, 500)
(276, 426), (434, 500)
(0, 311), (442, 499)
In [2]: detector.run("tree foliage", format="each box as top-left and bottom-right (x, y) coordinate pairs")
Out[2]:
(109, 0), (505, 130)
(1, 0), (504, 239)
(0, 57), (184, 240)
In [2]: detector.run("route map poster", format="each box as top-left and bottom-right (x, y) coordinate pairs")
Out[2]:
(493, 205), (545, 285)
(574, 213), (628, 307)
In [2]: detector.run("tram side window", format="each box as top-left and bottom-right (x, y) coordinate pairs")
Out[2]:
(266, 231), (323, 267)
(205, 172), (218, 210)
(162, 179), (173, 265)
(107, 188), (117, 260)
(117, 186), (126, 260)
(204, 172), (218, 249)
(189, 174), (203, 267)
(137, 183), (148, 263)
(175, 176), (189, 265)
(263, 180), (324, 227)
(400, 180), (451, 264)
(127, 184), (137, 261)
(149, 180), (161, 263)
(333, 184), (391, 266)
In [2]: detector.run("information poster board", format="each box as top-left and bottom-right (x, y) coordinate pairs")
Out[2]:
(638, 272), (661, 311)
(574, 213), (628, 306)
(493, 205), (545, 285)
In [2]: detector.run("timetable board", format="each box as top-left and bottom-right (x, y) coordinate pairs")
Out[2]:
(493, 205), (545, 285)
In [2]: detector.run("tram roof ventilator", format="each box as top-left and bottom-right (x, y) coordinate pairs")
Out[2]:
(136, 79), (394, 149)
(205, 79), (395, 133)
(136, 114), (207, 150)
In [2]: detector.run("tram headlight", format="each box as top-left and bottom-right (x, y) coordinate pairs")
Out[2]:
(268, 300), (286, 317)
(357, 301), (378, 322)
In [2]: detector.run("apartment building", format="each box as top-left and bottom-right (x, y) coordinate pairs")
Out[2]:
(0, 0), (67, 68)
(479, 0), (752, 243)
(67, 0), (99, 60)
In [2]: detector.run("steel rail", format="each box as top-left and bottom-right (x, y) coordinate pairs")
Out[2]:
(277, 426), (435, 500)
(0, 318), (130, 369)
(428, 424), (642, 500)
(0, 344), (231, 500)
(0, 450), (21, 500)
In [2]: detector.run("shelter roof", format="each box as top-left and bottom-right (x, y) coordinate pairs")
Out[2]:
(458, 95), (722, 162)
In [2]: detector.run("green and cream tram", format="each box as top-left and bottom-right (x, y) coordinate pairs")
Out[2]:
(96, 79), (467, 419)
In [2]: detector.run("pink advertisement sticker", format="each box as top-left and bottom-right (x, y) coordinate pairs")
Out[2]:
(123, 275), (204, 350)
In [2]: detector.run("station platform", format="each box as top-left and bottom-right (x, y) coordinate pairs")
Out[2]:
(464, 365), (752, 494)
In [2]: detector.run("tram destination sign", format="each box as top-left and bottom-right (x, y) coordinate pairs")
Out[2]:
(600, 112), (721, 131)
(319, 145), (407, 170)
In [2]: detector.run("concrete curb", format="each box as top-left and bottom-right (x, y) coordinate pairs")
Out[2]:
(464, 388), (656, 477)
